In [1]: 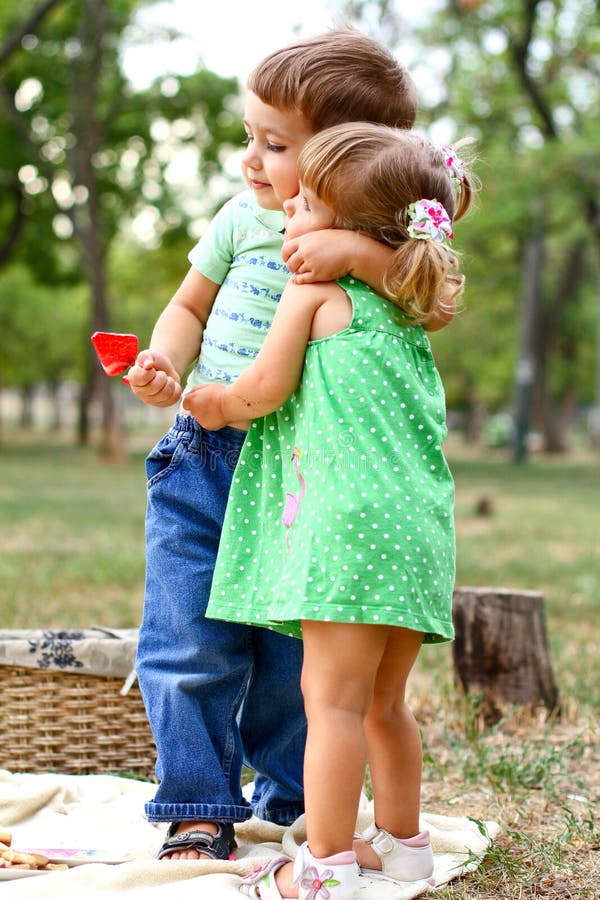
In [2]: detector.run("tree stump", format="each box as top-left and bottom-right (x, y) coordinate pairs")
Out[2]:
(452, 587), (560, 724)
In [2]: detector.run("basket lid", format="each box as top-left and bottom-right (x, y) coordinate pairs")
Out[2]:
(0, 628), (138, 678)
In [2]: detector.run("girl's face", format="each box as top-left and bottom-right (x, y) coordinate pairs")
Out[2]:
(241, 92), (315, 211)
(283, 182), (334, 240)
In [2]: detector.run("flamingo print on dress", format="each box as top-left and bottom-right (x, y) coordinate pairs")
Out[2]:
(282, 446), (305, 551)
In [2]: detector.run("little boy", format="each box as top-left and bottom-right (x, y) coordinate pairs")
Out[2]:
(129, 28), (421, 863)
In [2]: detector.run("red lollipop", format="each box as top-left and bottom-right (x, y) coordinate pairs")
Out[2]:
(91, 332), (138, 378)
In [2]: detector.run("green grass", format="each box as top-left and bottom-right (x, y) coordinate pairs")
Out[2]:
(449, 444), (600, 710)
(452, 452), (599, 619)
(0, 433), (150, 628)
(1, 430), (598, 707)
(1, 429), (599, 897)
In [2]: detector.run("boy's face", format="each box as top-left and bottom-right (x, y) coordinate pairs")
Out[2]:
(241, 92), (315, 211)
(283, 183), (334, 241)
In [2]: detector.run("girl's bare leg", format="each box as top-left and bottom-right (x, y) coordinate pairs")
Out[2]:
(356, 627), (424, 870)
(274, 620), (391, 897)
(301, 620), (392, 858)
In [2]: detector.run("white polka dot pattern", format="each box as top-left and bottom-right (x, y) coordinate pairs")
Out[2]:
(206, 277), (455, 644)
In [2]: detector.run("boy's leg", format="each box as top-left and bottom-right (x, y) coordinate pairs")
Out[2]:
(240, 627), (306, 825)
(136, 416), (252, 836)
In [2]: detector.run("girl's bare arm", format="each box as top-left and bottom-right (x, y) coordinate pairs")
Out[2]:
(183, 281), (342, 429)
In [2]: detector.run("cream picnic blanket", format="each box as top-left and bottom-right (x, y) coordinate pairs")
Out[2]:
(0, 769), (499, 898)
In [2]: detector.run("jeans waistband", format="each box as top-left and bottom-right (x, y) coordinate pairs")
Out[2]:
(172, 413), (247, 454)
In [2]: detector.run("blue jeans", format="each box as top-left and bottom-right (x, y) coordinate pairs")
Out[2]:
(136, 415), (306, 825)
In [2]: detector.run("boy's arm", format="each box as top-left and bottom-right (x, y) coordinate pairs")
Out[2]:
(128, 267), (220, 407)
(282, 230), (455, 332)
(183, 281), (324, 429)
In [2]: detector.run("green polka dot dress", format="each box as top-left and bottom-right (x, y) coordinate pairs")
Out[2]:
(207, 276), (455, 644)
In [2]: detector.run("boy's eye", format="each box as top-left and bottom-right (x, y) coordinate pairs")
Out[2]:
(303, 197), (311, 212)
(266, 142), (285, 153)
(243, 134), (253, 145)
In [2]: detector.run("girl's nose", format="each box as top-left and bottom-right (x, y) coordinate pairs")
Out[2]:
(283, 193), (299, 216)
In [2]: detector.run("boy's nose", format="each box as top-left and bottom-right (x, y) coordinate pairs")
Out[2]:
(241, 144), (260, 170)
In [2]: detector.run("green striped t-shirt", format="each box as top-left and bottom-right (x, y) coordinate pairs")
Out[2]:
(183, 190), (287, 391)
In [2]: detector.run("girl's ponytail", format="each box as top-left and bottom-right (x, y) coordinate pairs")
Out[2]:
(384, 240), (463, 325)
(383, 198), (464, 324)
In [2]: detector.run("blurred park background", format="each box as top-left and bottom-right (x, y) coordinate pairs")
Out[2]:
(0, 2), (599, 896)
(1, 0), (599, 461)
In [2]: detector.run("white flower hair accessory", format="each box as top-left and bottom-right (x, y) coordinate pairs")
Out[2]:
(441, 145), (465, 189)
(406, 199), (454, 243)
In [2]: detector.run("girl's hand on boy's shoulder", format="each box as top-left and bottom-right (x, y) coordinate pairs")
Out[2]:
(282, 230), (356, 284)
(182, 384), (227, 431)
(127, 350), (182, 407)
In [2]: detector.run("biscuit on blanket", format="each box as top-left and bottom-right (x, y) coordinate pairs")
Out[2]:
(0, 847), (50, 867)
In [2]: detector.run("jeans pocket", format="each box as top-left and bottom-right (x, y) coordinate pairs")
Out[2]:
(146, 429), (189, 487)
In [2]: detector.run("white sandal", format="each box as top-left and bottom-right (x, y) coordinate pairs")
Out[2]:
(239, 856), (291, 898)
(359, 823), (435, 885)
(293, 841), (360, 900)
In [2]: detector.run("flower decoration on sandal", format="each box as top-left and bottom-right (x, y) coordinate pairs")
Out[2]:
(441, 146), (465, 189)
(406, 199), (454, 243)
(298, 865), (341, 899)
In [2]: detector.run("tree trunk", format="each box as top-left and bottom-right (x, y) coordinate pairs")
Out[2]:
(69, 0), (124, 461)
(78, 374), (92, 447)
(534, 240), (586, 454)
(461, 377), (486, 445)
(19, 385), (35, 428)
(513, 232), (543, 462)
(452, 586), (560, 724)
(48, 381), (62, 431)
(539, 382), (579, 454)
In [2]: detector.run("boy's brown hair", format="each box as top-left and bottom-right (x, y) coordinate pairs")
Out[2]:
(248, 27), (417, 132)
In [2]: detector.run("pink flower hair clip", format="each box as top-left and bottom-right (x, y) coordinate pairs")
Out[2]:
(406, 199), (454, 243)
(441, 145), (465, 189)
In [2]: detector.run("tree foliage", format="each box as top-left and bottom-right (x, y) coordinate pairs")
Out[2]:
(0, 0), (244, 449)
(345, 0), (599, 451)
(1, 0), (598, 454)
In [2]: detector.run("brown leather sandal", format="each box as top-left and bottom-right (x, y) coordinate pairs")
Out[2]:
(157, 821), (237, 860)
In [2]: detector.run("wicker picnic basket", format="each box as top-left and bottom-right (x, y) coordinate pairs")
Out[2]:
(0, 629), (157, 779)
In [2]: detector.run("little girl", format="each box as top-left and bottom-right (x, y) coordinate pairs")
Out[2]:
(183, 123), (474, 899)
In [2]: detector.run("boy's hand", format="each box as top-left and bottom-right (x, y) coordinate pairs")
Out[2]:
(282, 230), (357, 284)
(182, 384), (227, 431)
(127, 350), (182, 407)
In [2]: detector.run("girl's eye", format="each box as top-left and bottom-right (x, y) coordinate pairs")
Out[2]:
(243, 134), (253, 145)
(303, 198), (311, 212)
(266, 142), (285, 153)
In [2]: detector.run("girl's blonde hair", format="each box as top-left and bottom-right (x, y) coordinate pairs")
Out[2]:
(297, 124), (476, 324)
